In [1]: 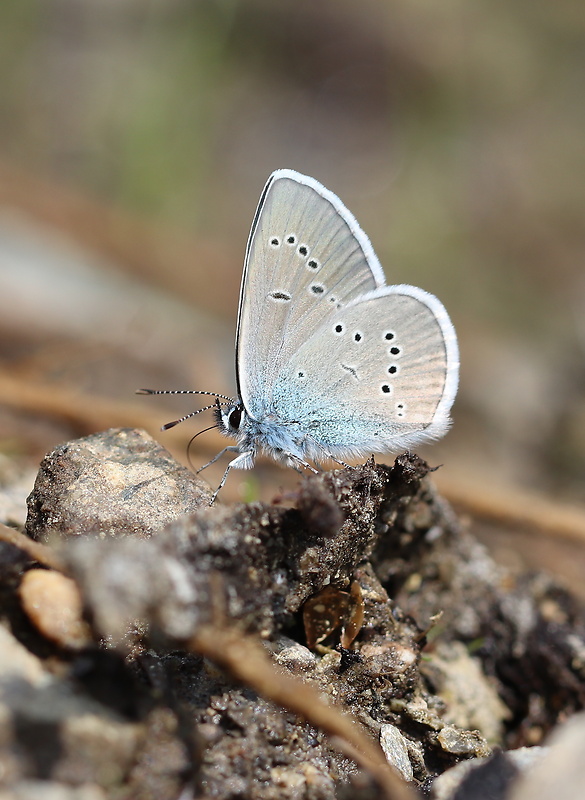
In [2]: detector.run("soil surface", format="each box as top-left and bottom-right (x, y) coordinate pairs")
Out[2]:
(1, 428), (584, 799)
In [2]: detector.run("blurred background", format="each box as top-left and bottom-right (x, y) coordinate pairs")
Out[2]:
(0, 1), (584, 571)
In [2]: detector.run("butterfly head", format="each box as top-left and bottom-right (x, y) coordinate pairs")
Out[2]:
(215, 399), (246, 438)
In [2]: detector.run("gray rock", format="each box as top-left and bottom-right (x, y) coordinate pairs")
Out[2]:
(25, 428), (212, 541)
(422, 640), (510, 743)
(380, 724), (414, 782)
(436, 725), (491, 757)
(510, 712), (585, 800)
(431, 747), (546, 800)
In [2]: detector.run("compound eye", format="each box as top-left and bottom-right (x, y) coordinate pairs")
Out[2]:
(228, 407), (242, 430)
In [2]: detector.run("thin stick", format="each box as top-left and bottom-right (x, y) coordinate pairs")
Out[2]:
(437, 473), (585, 545)
(0, 372), (227, 452)
(189, 625), (417, 800)
(3, 371), (585, 547)
(0, 523), (66, 573)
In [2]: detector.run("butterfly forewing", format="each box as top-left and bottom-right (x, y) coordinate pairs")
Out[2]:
(236, 171), (385, 419)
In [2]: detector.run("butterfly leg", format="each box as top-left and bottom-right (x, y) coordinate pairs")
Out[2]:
(209, 450), (254, 505)
(290, 462), (319, 475)
(197, 446), (241, 473)
(307, 436), (351, 469)
(327, 455), (352, 469)
(286, 454), (319, 474)
(210, 463), (232, 505)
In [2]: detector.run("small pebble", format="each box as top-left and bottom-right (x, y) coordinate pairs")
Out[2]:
(19, 569), (91, 649)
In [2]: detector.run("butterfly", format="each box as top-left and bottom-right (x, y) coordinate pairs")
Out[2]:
(140, 169), (459, 502)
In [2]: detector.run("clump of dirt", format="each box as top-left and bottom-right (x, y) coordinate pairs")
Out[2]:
(0, 427), (583, 799)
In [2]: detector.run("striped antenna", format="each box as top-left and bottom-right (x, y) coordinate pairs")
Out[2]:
(161, 402), (230, 430)
(137, 388), (234, 430)
(137, 388), (234, 402)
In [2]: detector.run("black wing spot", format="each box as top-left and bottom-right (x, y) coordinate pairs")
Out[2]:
(334, 323), (345, 335)
(270, 291), (291, 302)
(354, 332), (362, 342)
(307, 259), (319, 270)
(286, 234), (296, 245)
(270, 236), (280, 247)
(388, 365), (398, 374)
(381, 384), (392, 394)
(385, 331), (395, 340)
(298, 244), (308, 256)
(310, 284), (325, 295)
(390, 346), (401, 355)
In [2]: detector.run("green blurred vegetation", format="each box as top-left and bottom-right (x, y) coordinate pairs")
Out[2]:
(0, 0), (584, 492)
(1, 1), (582, 309)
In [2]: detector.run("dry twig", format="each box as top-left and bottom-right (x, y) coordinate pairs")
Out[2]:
(0, 522), (66, 572)
(438, 473), (585, 545)
(190, 625), (417, 800)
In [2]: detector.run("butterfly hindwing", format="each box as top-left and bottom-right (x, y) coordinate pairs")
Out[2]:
(269, 285), (459, 457)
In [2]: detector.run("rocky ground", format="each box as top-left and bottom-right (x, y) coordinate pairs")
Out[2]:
(1, 428), (584, 800)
